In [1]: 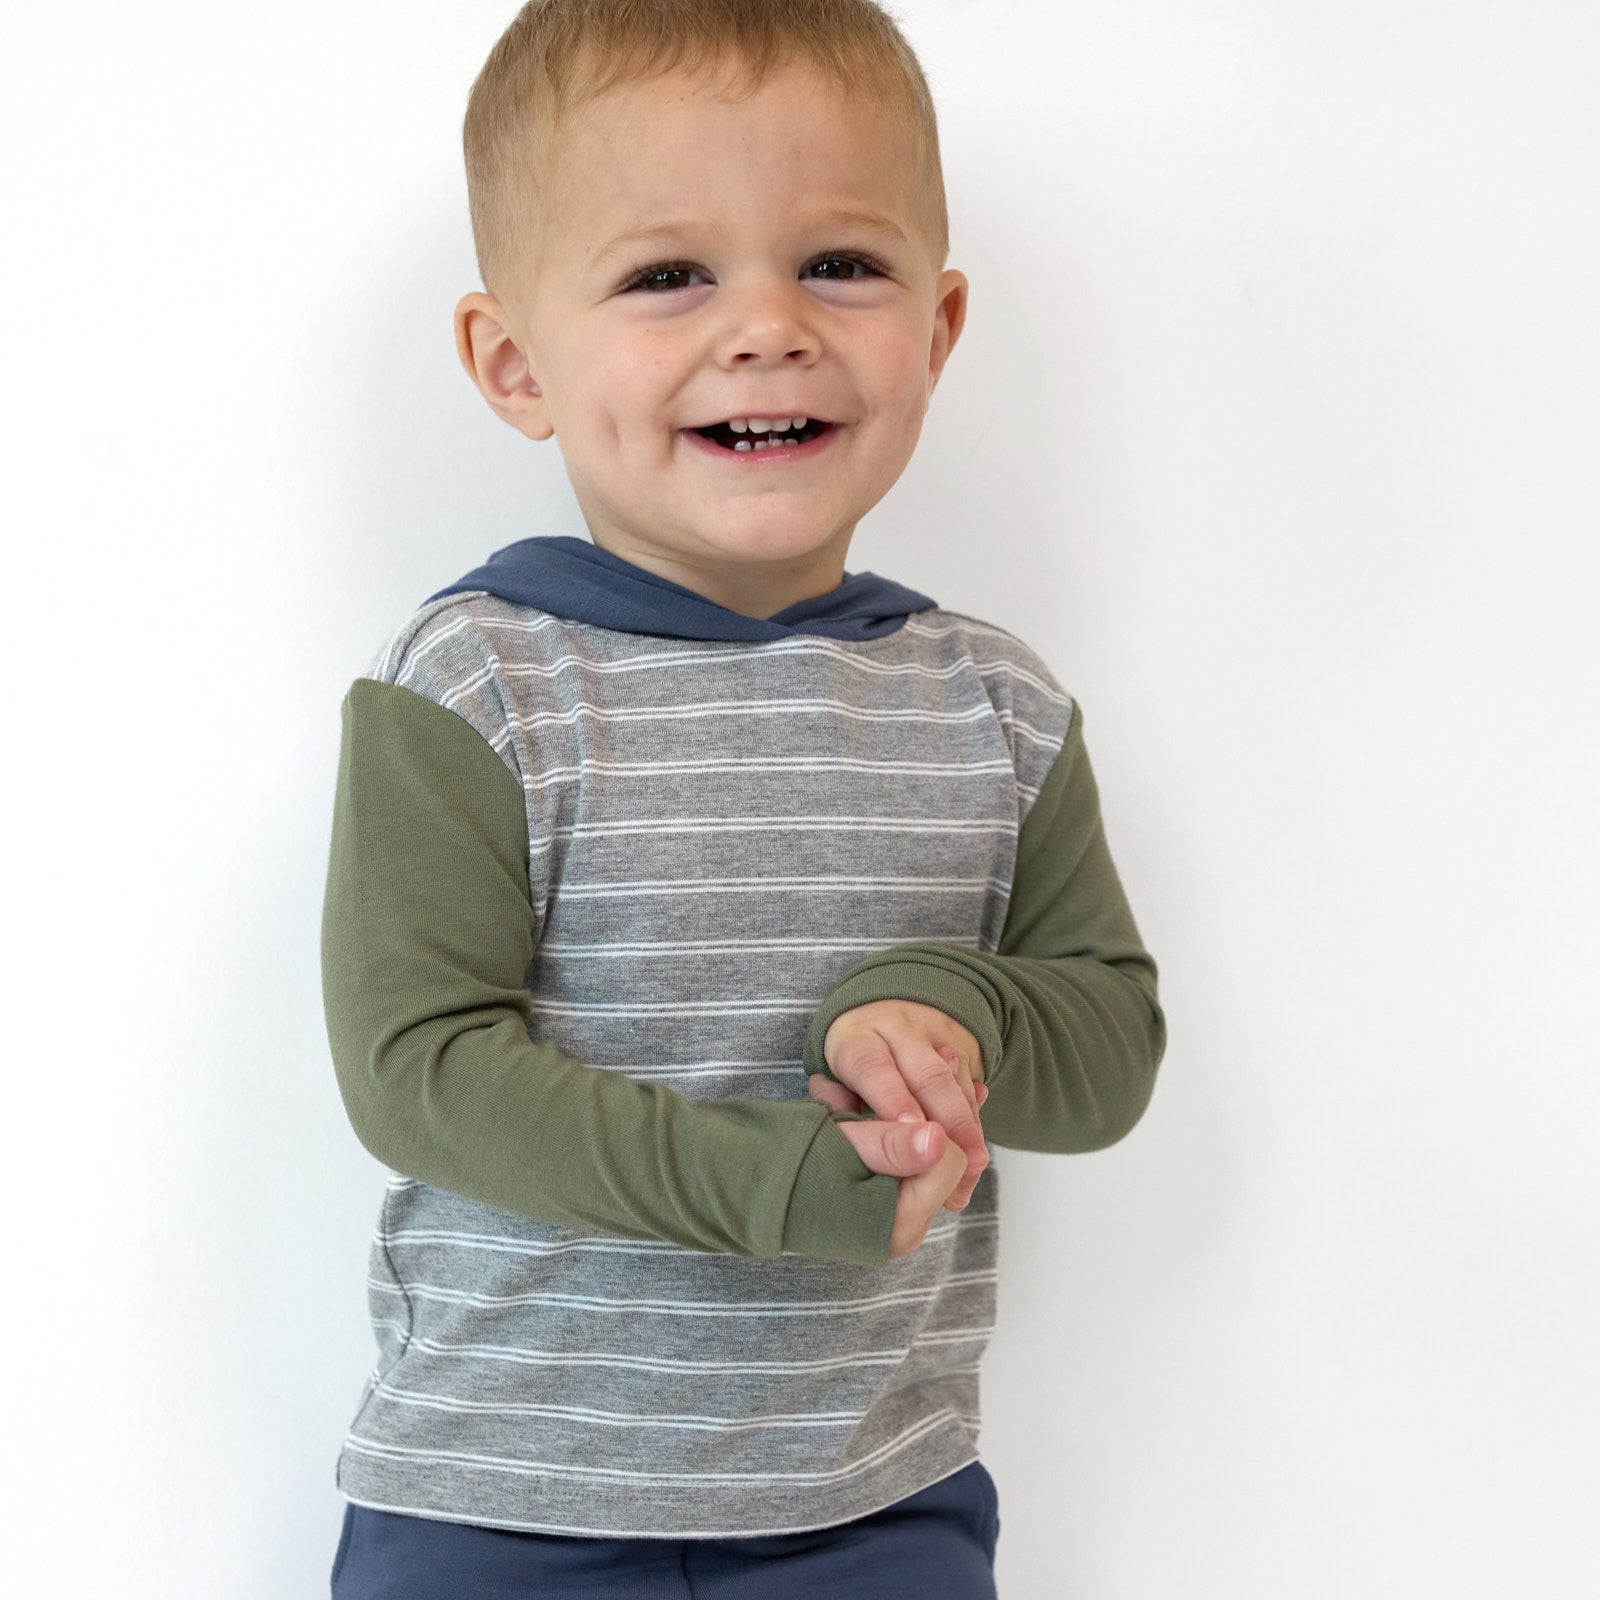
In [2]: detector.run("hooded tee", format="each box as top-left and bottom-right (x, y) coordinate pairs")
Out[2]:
(322, 533), (1164, 1537)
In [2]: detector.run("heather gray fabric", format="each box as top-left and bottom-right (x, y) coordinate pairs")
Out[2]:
(327, 591), (1157, 1537)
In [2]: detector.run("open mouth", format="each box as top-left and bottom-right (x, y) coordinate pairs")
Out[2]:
(694, 419), (831, 452)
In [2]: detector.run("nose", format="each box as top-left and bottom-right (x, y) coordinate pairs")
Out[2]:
(714, 277), (821, 368)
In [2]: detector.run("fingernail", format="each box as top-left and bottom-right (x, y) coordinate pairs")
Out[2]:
(897, 1112), (922, 1124)
(914, 1125), (933, 1155)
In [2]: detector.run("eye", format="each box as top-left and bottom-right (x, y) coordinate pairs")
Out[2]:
(619, 260), (704, 293)
(618, 250), (891, 293)
(806, 251), (889, 281)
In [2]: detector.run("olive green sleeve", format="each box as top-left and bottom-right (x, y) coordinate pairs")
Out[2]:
(801, 704), (1166, 1153)
(321, 677), (896, 1262)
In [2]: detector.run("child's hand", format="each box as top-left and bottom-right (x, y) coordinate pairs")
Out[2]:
(808, 1000), (990, 1212)
(829, 1115), (969, 1258)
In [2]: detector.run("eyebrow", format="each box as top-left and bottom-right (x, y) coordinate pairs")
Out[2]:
(586, 210), (909, 272)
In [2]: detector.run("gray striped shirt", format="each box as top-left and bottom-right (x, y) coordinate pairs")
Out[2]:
(334, 592), (1076, 1537)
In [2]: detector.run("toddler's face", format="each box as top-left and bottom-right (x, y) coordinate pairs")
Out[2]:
(457, 57), (966, 616)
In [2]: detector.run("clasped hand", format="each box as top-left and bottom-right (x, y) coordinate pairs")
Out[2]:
(807, 999), (990, 1257)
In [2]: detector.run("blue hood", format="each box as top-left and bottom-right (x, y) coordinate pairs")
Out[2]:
(424, 535), (936, 643)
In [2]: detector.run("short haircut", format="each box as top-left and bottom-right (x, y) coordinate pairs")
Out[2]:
(463, 0), (950, 298)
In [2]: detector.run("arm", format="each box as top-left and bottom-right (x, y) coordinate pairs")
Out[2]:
(321, 676), (897, 1261)
(801, 703), (1166, 1153)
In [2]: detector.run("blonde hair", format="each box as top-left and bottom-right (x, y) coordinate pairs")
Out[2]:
(463, 0), (949, 297)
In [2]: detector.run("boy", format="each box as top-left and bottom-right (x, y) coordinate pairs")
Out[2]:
(321, 1), (1164, 1594)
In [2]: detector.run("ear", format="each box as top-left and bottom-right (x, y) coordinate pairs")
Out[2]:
(453, 293), (554, 441)
(925, 269), (969, 406)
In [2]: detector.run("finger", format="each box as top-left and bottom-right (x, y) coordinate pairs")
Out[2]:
(928, 1048), (989, 1212)
(937, 1045), (981, 1120)
(889, 1136), (969, 1257)
(899, 1044), (987, 1194)
(944, 1158), (984, 1210)
(944, 1150), (990, 1211)
(911, 1060), (983, 1211)
(807, 1073), (864, 1114)
(828, 1033), (931, 1125)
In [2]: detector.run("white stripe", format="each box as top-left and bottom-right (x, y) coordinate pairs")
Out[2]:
(520, 756), (1015, 790)
(483, 705), (1056, 765)
(456, 644), (982, 690)
(369, 1363), (985, 1424)
(913, 1325), (995, 1346)
(563, 813), (1010, 837)
(622, 1063), (805, 1081)
(372, 1382), (869, 1432)
(378, 1216), (996, 1261)
(343, 1406), (961, 1489)
(475, 696), (1000, 737)
(553, 874), (1004, 899)
(479, 697), (1050, 759)
(380, 1227), (679, 1259)
(1008, 714), (1070, 752)
(509, 754), (1018, 796)
(527, 998), (819, 1017)
(519, 812), (1014, 860)
(396, 1333), (911, 1377)
(379, 1059), (847, 1085)
(901, 610), (1041, 651)
(587, 1062), (805, 1081)
(367, 1270), (997, 1318)
(537, 935), (979, 955)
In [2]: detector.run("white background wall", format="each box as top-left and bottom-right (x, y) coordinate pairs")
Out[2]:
(5, 1), (1595, 1594)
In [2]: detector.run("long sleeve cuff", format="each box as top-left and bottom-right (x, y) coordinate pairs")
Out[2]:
(801, 960), (1004, 1086)
(782, 1115), (898, 1262)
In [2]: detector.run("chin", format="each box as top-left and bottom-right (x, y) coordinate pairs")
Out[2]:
(712, 528), (853, 564)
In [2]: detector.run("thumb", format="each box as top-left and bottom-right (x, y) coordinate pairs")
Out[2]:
(833, 1115), (947, 1177)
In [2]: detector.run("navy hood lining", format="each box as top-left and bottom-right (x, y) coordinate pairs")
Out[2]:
(424, 535), (937, 643)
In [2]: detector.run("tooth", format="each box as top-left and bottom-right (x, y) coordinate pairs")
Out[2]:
(734, 440), (753, 450)
(793, 417), (807, 430)
(726, 418), (747, 433)
(747, 419), (774, 433)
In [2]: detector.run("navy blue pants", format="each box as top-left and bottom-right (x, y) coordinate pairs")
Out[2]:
(331, 1460), (1000, 1598)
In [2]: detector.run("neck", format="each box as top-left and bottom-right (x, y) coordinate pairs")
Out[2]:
(587, 535), (853, 620)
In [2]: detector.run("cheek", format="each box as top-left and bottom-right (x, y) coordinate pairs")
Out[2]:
(854, 319), (936, 411)
(590, 336), (681, 440)
(555, 373), (627, 453)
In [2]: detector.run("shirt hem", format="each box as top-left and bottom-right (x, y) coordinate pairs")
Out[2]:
(335, 1427), (981, 1540)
